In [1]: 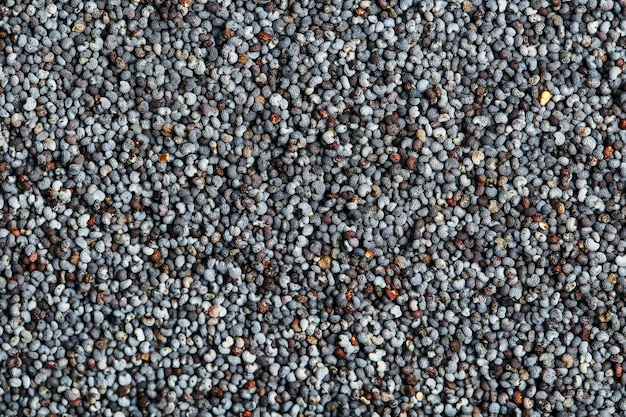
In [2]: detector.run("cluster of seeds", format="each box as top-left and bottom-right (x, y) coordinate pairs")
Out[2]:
(1, 0), (626, 416)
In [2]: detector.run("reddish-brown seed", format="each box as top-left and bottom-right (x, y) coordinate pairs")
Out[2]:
(343, 230), (356, 239)
(96, 292), (107, 304)
(581, 327), (590, 341)
(150, 249), (162, 263)
(257, 300), (271, 314)
(389, 153), (401, 163)
(616, 363), (623, 378)
(620, 119), (626, 130)
(258, 32), (272, 42)
(19, 175), (31, 190)
(70, 252), (80, 265)
(385, 289), (399, 300)
(223, 29), (235, 39)
(210, 387), (224, 399)
(548, 235), (560, 244)
(406, 156), (417, 170)
(604, 145), (614, 159)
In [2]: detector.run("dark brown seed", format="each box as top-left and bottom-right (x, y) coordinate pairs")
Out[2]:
(450, 339), (461, 352)
(150, 249), (162, 263)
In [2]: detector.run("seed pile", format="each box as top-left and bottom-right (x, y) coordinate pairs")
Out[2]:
(1, 0), (626, 416)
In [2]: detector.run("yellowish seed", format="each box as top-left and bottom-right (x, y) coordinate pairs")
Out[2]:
(494, 237), (507, 250)
(72, 22), (86, 32)
(556, 201), (565, 215)
(370, 185), (382, 198)
(318, 255), (331, 270)
(162, 124), (173, 137)
(470, 150), (484, 165)
(488, 200), (500, 214)
(115, 57), (127, 69)
(416, 129), (426, 142)
(561, 353), (574, 368)
(462, 0), (473, 12)
(540, 90), (551, 106)
(238, 54), (249, 65)
(598, 311), (613, 323)
(157, 153), (170, 163)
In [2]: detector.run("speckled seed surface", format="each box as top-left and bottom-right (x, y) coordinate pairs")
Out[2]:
(1, 0), (626, 416)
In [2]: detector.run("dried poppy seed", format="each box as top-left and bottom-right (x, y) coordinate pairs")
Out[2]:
(318, 256), (331, 270)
